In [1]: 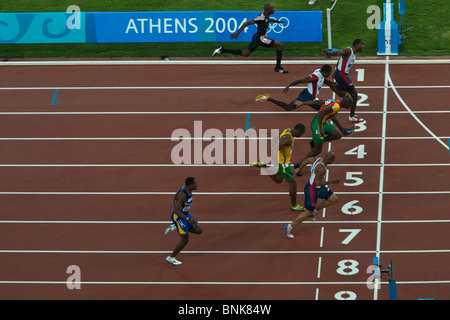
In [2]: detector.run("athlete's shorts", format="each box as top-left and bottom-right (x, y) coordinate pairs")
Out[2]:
(295, 89), (322, 111)
(279, 163), (294, 180)
(171, 212), (197, 235)
(304, 183), (334, 211)
(310, 114), (336, 144)
(247, 33), (275, 51)
(334, 69), (355, 92)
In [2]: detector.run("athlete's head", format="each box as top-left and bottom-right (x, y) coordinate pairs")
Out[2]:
(323, 151), (336, 165)
(264, 3), (275, 14)
(320, 64), (332, 77)
(342, 95), (354, 109)
(185, 177), (197, 190)
(292, 123), (306, 137)
(353, 39), (364, 52)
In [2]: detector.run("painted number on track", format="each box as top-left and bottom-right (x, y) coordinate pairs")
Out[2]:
(345, 144), (367, 159)
(339, 229), (362, 245)
(337, 259), (359, 276)
(344, 172), (364, 186)
(341, 200), (363, 215)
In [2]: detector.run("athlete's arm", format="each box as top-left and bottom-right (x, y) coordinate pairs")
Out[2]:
(270, 19), (287, 24)
(283, 76), (314, 93)
(293, 99), (327, 108)
(297, 157), (316, 173)
(230, 19), (255, 39)
(329, 115), (345, 133)
(278, 134), (292, 150)
(173, 191), (190, 220)
(317, 105), (334, 136)
(322, 47), (351, 58)
(314, 165), (340, 186)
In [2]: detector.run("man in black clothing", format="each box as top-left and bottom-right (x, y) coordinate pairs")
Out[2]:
(212, 3), (289, 74)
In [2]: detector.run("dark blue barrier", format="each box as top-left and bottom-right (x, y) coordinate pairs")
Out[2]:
(0, 11), (322, 44)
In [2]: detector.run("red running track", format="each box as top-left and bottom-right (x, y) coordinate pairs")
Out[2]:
(0, 59), (449, 300)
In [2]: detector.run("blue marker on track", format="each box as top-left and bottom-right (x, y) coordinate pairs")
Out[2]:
(245, 113), (255, 130)
(51, 89), (62, 105)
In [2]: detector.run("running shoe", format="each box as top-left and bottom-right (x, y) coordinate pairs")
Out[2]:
(349, 115), (365, 123)
(275, 67), (289, 74)
(164, 223), (176, 235)
(255, 94), (270, 102)
(310, 209), (318, 222)
(344, 126), (355, 136)
(284, 224), (294, 239)
(308, 0), (317, 5)
(212, 46), (223, 57)
(290, 204), (305, 211)
(166, 256), (182, 265)
(250, 161), (268, 168)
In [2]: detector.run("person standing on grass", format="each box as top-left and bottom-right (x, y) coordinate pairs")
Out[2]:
(212, 3), (289, 74)
(250, 123), (306, 212)
(284, 151), (340, 239)
(322, 39), (365, 123)
(164, 177), (202, 266)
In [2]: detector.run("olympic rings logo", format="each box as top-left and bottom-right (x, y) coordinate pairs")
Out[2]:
(267, 17), (290, 34)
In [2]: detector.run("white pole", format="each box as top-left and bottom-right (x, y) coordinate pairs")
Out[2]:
(327, 8), (332, 49)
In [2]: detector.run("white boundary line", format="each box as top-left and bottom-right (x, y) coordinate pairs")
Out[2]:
(0, 249), (448, 254)
(0, 86), (449, 93)
(1, 59), (450, 66)
(1, 110), (450, 115)
(0, 163), (448, 167)
(374, 57), (390, 300)
(0, 137), (447, 140)
(0, 280), (447, 285)
(388, 75), (450, 151)
(0, 85), (449, 90)
(0, 191), (449, 195)
(0, 220), (448, 224)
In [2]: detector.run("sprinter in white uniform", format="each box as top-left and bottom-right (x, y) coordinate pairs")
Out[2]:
(284, 152), (340, 239)
(322, 39), (365, 123)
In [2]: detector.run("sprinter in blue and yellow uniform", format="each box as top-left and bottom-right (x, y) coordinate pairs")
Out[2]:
(164, 177), (202, 266)
(251, 123), (306, 211)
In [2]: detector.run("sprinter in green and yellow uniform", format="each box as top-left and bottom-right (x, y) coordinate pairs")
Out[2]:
(251, 123), (306, 211)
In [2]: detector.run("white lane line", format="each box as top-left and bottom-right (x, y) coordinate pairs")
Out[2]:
(0, 191), (449, 195)
(374, 55), (390, 300)
(1, 58), (449, 66)
(0, 249), (449, 254)
(0, 85), (449, 90)
(0, 220), (449, 224)
(0, 280), (447, 285)
(1, 110), (450, 115)
(317, 257), (322, 279)
(388, 74), (450, 151)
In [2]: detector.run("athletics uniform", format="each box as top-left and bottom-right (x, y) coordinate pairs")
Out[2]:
(334, 47), (356, 92)
(310, 99), (341, 144)
(278, 128), (295, 179)
(171, 187), (196, 235)
(296, 69), (326, 110)
(247, 12), (275, 51)
(304, 158), (334, 211)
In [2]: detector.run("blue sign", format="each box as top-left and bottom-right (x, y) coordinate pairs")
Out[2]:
(399, 0), (406, 15)
(0, 11), (322, 44)
(0, 12), (86, 43)
(89, 11), (322, 43)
